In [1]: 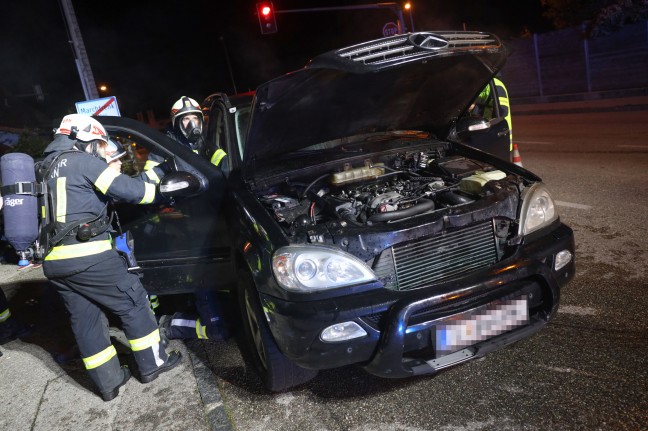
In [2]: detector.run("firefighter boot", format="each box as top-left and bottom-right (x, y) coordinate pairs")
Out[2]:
(101, 365), (132, 402)
(139, 350), (182, 383)
(0, 318), (34, 344)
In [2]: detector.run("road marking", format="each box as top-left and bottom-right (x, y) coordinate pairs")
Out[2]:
(515, 140), (554, 145)
(555, 200), (592, 210)
(617, 145), (648, 149)
(538, 364), (599, 378)
(560, 305), (598, 315)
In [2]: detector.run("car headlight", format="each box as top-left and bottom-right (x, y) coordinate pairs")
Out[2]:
(518, 183), (559, 236)
(272, 245), (377, 292)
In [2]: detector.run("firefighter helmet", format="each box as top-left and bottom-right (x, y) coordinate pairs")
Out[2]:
(170, 96), (203, 129)
(171, 96), (204, 143)
(55, 114), (108, 144)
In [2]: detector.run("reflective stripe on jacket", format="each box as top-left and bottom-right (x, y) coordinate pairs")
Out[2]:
(210, 148), (227, 167)
(493, 77), (513, 152)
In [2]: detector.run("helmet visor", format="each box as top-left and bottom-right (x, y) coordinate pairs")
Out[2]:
(105, 139), (127, 163)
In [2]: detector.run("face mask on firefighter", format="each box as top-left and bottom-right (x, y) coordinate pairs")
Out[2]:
(181, 114), (202, 141)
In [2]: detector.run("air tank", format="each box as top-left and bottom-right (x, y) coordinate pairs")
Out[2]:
(1, 153), (39, 266)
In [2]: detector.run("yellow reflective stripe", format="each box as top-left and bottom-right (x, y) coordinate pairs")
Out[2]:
(149, 295), (160, 310)
(493, 77), (512, 148)
(0, 308), (11, 323)
(145, 169), (160, 184)
(56, 177), (67, 223)
(45, 240), (112, 261)
(144, 160), (160, 171)
(128, 329), (161, 351)
(210, 149), (226, 166)
(83, 345), (117, 370)
(195, 319), (208, 339)
(95, 167), (120, 194)
(139, 182), (156, 204)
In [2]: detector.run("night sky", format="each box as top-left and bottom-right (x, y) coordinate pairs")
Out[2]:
(1, 0), (551, 129)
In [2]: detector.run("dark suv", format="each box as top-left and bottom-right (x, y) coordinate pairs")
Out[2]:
(101, 31), (575, 392)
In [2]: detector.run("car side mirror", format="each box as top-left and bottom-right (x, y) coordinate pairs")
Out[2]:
(159, 171), (201, 197)
(455, 117), (491, 139)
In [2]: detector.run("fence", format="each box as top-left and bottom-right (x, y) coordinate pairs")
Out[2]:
(500, 20), (648, 100)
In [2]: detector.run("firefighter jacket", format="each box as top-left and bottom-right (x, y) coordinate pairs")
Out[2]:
(40, 135), (157, 277)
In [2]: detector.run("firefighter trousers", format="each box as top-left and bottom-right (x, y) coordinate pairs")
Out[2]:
(47, 251), (167, 393)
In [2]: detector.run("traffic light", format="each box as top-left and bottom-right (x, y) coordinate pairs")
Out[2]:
(256, 2), (278, 34)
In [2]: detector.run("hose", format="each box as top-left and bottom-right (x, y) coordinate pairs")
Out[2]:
(368, 199), (436, 222)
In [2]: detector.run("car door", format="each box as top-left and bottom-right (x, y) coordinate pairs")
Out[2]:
(97, 117), (233, 295)
(461, 78), (512, 162)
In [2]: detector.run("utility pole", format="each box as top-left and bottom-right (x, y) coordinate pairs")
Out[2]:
(59, 0), (99, 100)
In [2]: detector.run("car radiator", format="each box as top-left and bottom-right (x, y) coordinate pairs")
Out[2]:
(373, 221), (498, 291)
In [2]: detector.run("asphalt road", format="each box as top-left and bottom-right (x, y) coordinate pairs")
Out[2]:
(187, 110), (648, 431)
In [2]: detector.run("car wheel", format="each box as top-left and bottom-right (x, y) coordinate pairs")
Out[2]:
(237, 269), (318, 392)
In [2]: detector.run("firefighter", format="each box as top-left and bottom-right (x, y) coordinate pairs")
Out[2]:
(40, 114), (181, 402)
(167, 96), (228, 169)
(471, 77), (513, 153)
(152, 97), (230, 334)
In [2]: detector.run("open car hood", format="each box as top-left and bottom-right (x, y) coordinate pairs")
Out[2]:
(245, 31), (508, 165)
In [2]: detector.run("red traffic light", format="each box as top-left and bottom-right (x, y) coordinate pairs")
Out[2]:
(256, 2), (278, 34)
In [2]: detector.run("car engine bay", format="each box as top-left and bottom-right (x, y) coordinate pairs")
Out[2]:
(258, 145), (523, 236)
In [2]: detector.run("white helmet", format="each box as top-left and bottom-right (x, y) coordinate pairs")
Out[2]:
(170, 96), (203, 128)
(55, 114), (108, 144)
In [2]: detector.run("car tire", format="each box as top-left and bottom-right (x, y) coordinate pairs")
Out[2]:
(237, 268), (318, 392)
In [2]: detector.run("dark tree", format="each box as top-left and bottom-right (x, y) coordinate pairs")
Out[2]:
(541, 0), (648, 37)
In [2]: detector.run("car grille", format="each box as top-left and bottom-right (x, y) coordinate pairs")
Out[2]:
(337, 31), (500, 66)
(372, 221), (498, 291)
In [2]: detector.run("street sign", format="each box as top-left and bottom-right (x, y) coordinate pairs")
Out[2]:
(75, 96), (121, 116)
(382, 22), (399, 37)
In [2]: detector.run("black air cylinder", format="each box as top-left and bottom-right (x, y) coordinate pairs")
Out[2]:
(1, 153), (39, 265)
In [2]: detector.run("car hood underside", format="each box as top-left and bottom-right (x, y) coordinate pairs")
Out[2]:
(246, 31), (508, 164)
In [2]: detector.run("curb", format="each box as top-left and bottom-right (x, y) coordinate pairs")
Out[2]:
(188, 346), (235, 431)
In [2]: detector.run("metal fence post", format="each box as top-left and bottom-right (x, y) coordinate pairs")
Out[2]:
(533, 33), (544, 97)
(583, 23), (592, 92)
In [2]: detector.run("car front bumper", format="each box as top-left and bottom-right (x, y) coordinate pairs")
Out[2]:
(259, 223), (575, 377)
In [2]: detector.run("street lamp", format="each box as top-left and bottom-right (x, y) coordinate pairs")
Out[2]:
(404, 2), (415, 32)
(99, 84), (108, 93)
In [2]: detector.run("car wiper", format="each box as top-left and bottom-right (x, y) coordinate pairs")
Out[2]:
(281, 146), (366, 159)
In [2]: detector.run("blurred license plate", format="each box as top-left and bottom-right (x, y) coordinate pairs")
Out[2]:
(434, 297), (529, 357)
